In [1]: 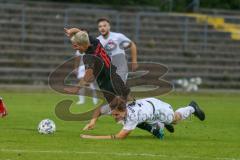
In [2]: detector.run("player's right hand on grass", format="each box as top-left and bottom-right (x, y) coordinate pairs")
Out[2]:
(83, 122), (95, 131)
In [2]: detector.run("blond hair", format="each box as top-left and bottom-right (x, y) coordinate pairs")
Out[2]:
(70, 31), (90, 45)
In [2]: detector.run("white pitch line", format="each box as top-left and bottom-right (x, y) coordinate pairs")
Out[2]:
(0, 148), (239, 160)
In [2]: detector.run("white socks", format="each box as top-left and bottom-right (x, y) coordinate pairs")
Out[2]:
(77, 84), (98, 105)
(175, 106), (195, 120)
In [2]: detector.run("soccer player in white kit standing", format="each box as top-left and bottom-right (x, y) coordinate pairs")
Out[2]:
(96, 17), (138, 83)
(74, 50), (98, 105)
(80, 97), (205, 140)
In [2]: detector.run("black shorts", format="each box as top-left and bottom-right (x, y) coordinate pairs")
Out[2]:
(97, 66), (130, 103)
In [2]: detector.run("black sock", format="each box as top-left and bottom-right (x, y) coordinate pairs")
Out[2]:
(151, 128), (160, 137)
(137, 122), (152, 133)
(137, 122), (161, 138)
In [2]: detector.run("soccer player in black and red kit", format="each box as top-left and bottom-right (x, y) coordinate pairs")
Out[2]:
(64, 28), (130, 103)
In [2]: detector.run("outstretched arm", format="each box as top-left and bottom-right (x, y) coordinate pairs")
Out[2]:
(130, 41), (138, 71)
(83, 103), (112, 130)
(82, 106), (101, 130)
(83, 68), (95, 82)
(80, 129), (131, 140)
(78, 68), (95, 86)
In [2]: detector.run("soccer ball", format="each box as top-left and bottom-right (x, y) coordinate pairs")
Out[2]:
(38, 119), (56, 134)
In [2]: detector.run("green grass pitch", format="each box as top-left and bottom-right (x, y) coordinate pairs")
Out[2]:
(0, 91), (240, 160)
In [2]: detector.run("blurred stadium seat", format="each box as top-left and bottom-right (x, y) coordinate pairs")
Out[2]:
(0, 1), (240, 89)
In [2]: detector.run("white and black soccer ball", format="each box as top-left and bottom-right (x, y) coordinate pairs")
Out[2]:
(38, 119), (56, 134)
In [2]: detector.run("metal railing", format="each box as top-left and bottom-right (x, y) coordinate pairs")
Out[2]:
(1, 3), (240, 52)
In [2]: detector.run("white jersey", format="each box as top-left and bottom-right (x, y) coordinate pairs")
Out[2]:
(97, 32), (131, 57)
(123, 98), (174, 131)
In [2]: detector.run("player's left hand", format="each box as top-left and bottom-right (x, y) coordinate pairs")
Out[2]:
(64, 87), (80, 94)
(131, 62), (138, 71)
(79, 79), (90, 87)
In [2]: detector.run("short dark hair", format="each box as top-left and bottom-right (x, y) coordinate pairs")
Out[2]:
(97, 17), (110, 24)
(109, 96), (127, 111)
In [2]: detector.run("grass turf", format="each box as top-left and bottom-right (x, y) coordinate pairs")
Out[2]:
(0, 91), (240, 160)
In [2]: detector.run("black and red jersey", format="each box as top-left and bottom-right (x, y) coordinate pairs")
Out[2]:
(83, 36), (130, 103)
(84, 36), (111, 69)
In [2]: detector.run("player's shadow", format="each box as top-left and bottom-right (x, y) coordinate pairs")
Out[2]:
(5, 127), (36, 131)
(129, 134), (211, 142)
(162, 134), (214, 142)
(128, 135), (157, 140)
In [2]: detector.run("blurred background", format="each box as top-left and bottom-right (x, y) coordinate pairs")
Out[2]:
(0, 0), (240, 92)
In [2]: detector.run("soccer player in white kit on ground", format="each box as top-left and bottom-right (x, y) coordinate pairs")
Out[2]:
(97, 17), (138, 83)
(84, 18), (174, 133)
(74, 50), (98, 105)
(80, 96), (205, 140)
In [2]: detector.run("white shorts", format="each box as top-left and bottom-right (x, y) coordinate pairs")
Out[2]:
(77, 65), (85, 79)
(149, 98), (175, 124)
(111, 54), (128, 84)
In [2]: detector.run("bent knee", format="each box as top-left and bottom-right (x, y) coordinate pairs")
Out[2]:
(172, 112), (182, 124)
